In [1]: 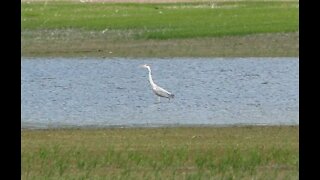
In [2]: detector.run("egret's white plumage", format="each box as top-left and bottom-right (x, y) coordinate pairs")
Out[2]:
(140, 64), (174, 102)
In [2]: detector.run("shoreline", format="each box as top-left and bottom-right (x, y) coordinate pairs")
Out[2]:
(22, 32), (299, 58)
(21, 0), (299, 2)
(21, 123), (299, 131)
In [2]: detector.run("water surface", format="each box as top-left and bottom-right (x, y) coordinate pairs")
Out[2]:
(21, 57), (299, 129)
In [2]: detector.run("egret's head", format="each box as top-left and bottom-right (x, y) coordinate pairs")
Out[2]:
(140, 64), (150, 69)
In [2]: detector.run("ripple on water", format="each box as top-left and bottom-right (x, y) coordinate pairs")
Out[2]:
(21, 57), (299, 129)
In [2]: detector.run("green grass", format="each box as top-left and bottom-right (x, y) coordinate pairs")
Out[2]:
(21, 1), (299, 57)
(22, 126), (299, 179)
(22, 1), (298, 40)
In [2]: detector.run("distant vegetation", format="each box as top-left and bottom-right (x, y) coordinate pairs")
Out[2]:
(21, 0), (299, 57)
(22, 1), (298, 39)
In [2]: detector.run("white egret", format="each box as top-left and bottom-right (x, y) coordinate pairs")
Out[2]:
(140, 64), (174, 102)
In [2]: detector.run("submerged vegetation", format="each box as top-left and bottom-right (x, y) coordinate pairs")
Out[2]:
(22, 126), (299, 179)
(21, 0), (299, 57)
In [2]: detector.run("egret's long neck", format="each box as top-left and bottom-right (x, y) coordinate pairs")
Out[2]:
(147, 67), (156, 87)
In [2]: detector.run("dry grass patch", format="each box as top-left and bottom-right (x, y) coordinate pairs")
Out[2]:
(22, 30), (298, 57)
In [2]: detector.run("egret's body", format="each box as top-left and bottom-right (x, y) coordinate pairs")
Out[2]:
(140, 64), (174, 102)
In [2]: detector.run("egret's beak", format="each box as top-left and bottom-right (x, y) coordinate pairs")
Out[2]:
(139, 65), (145, 68)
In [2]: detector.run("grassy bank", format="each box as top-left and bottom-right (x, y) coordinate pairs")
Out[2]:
(22, 126), (299, 179)
(21, 0), (299, 57)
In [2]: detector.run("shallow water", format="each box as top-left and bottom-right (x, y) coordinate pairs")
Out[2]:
(21, 57), (299, 129)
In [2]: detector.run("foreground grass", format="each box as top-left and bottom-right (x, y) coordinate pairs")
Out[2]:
(22, 126), (299, 179)
(21, 1), (299, 57)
